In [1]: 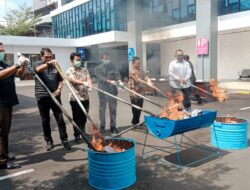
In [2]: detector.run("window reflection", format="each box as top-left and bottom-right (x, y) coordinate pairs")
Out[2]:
(53, 0), (127, 38)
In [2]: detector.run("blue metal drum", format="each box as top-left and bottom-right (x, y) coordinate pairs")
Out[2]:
(88, 138), (136, 190)
(211, 117), (248, 149)
(144, 110), (217, 139)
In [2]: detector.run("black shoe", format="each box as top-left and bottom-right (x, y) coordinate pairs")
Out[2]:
(197, 98), (203, 105)
(75, 136), (82, 144)
(1, 154), (15, 161)
(46, 141), (54, 151)
(62, 140), (71, 150)
(0, 161), (21, 170)
(110, 127), (119, 135)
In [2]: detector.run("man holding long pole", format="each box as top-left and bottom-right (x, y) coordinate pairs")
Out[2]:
(95, 52), (121, 135)
(0, 42), (27, 169)
(66, 52), (92, 143)
(33, 48), (71, 151)
(169, 49), (192, 110)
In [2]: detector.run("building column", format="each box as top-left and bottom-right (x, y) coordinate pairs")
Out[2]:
(196, 0), (218, 81)
(127, 0), (143, 70)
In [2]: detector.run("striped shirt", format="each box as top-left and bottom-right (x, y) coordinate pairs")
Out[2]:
(33, 60), (62, 100)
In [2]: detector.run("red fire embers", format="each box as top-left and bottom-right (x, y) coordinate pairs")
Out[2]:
(210, 79), (227, 102)
(160, 92), (184, 120)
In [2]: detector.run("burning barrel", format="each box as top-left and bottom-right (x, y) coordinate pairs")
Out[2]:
(88, 138), (136, 190)
(144, 110), (217, 139)
(211, 117), (248, 149)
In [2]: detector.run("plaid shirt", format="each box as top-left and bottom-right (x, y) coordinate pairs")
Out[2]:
(66, 66), (90, 101)
(128, 68), (146, 99)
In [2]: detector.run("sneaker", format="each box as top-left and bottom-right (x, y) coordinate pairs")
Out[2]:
(110, 127), (119, 135)
(46, 141), (54, 151)
(62, 140), (71, 150)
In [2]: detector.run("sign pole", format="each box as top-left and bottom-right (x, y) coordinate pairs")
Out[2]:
(202, 54), (204, 82)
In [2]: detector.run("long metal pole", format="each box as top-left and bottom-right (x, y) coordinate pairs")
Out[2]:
(25, 63), (97, 151)
(90, 85), (157, 117)
(111, 82), (164, 108)
(54, 64), (97, 126)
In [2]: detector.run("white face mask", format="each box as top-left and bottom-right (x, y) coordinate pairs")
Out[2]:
(0, 52), (5, 61)
(102, 59), (110, 65)
(74, 60), (81, 68)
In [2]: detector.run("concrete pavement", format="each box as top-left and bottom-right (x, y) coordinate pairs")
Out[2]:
(0, 82), (250, 190)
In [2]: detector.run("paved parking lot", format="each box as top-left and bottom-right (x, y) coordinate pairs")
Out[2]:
(1, 82), (250, 190)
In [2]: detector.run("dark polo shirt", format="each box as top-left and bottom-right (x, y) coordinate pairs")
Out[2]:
(33, 60), (62, 100)
(0, 61), (19, 107)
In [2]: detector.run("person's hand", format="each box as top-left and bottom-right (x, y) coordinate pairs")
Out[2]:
(53, 88), (61, 97)
(107, 80), (117, 85)
(17, 56), (30, 67)
(82, 81), (89, 87)
(117, 81), (124, 88)
(147, 79), (153, 86)
(47, 59), (58, 66)
(179, 79), (184, 86)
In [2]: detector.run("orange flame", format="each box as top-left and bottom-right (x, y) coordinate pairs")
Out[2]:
(90, 130), (125, 152)
(210, 79), (227, 102)
(160, 92), (184, 120)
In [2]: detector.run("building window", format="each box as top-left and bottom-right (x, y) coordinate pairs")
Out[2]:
(142, 0), (196, 30)
(53, 0), (127, 38)
(219, 0), (250, 15)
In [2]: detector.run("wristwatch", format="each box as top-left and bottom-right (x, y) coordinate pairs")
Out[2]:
(15, 63), (20, 69)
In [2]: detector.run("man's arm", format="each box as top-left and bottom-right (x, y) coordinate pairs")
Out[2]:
(184, 62), (192, 81)
(36, 60), (57, 73)
(0, 65), (19, 80)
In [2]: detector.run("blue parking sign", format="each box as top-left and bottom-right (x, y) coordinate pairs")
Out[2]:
(76, 47), (87, 60)
(128, 48), (135, 61)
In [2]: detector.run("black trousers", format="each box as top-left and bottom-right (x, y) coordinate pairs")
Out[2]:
(70, 100), (89, 137)
(172, 87), (191, 109)
(130, 98), (144, 125)
(0, 107), (12, 164)
(37, 97), (68, 142)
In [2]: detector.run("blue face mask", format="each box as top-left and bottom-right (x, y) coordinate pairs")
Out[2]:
(0, 52), (5, 61)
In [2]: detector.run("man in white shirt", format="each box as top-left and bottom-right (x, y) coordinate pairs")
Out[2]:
(168, 49), (192, 110)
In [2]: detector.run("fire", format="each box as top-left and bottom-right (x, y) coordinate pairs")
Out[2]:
(160, 92), (184, 120)
(210, 79), (227, 102)
(90, 130), (125, 152)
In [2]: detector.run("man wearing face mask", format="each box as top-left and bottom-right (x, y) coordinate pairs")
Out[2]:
(0, 42), (28, 169)
(95, 52), (121, 135)
(33, 48), (71, 151)
(66, 52), (92, 143)
(168, 49), (192, 110)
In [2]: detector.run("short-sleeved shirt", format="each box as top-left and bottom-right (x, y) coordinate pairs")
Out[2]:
(128, 68), (146, 99)
(0, 61), (19, 107)
(66, 66), (90, 101)
(33, 60), (63, 100)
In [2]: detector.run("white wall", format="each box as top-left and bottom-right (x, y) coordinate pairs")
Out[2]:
(218, 30), (250, 80)
(159, 30), (250, 81)
(160, 38), (196, 78)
